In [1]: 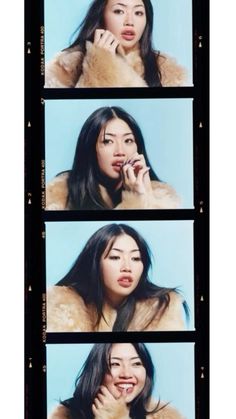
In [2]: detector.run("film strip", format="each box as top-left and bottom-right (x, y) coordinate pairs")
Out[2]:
(25, 1), (209, 418)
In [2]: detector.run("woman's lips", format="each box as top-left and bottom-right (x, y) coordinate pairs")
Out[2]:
(121, 30), (136, 41)
(117, 276), (133, 287)
(115, 383), (134, 394)
(112, 161), (124, 172)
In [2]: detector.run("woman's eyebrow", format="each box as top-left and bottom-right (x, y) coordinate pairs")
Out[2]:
(104, 132), (134, 137)
(110, 356), (141, 360)
(113, 2), (145, 8)
(111, 247), (140, 253)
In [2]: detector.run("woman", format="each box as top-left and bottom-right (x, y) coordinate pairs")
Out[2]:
(46, 106), (180, 210)
(48, 343), (185, 418)
(45, 0), (187, 88)
(47, 223), (188, 332)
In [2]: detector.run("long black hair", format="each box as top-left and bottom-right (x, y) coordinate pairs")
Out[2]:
(57, 223), (187, 331)
(61, 343), (162, 419)
(66, 0), (162, 87)
(66, 106), (160, 210)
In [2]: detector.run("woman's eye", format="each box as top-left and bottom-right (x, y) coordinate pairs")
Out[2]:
(132, 256), (142, 262)
(109, 255), (120, 260)
(110, 362), (120, 367)
(132, 361), (143, 366)
(135, 11), (144, 16)
(102, 139), (113, 145)
(125, 138), (135, 144)
(113, 8), (124, 15)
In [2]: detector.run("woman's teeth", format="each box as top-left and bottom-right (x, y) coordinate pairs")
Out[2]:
(117, 383), (133, 389)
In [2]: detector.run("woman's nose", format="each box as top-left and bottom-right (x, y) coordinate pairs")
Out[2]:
(120, 257), (131, 272)
(124, 11), (134, 26)
(119, 365), (133, 378)
(113, 143), (126, 156)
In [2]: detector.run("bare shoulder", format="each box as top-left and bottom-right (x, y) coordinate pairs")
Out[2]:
(156, 53), (188, 87)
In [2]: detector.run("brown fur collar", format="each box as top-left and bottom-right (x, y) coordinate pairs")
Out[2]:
(47, 286), (185, 332)
(45, 43), (187, 88)
(49, 400), (185, 419)
(45, 172), (180, 210)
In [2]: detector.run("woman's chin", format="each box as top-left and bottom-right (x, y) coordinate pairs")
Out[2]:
(119, 40), (139, 52)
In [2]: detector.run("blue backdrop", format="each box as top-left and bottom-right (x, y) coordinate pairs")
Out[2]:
(47, 342), (195, 418)
(46, 220), (194, 329)
(44, 0), (193, 84)
(45, 98), (193, 208)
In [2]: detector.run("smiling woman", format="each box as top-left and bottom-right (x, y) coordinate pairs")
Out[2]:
(45, 106), (180, 210)
(48, 343), (185, 419)
(46, 223), (188, 332)
(45, 0), (187, 88)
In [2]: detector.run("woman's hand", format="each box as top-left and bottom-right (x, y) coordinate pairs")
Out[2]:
(92, 385), (130, 419)
(121, 153), (153, 195)
(94, 29), (120, 54)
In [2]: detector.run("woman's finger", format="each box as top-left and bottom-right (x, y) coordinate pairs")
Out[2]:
(123, 164), (136, 184)
(94, 30), (120, 53)
(94, 397), (103, 409)
(99, 385), (115, 399)
(94, 29), (105, 44)
(97, 30), (114, 47)
(127, 153), (146, 166)
(137, 167), (150, 183)
(110, 38), (119, 53)
(92, 403), (98, 415)
(96, 30), (118, 49)
(96, 392), (106, 404)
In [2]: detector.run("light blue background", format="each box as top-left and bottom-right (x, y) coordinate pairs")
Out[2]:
(47, 342), (195, 418)
(44, 0), (193, 84)
(46, 220), (194, 329)
(45, 98), (193, 208)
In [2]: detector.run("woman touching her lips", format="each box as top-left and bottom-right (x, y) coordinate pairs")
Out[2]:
(47, 224), (188, 332)
(45, 0), (187, 88)
(46, 107), (180, 210)
(48, 343), (185, 419)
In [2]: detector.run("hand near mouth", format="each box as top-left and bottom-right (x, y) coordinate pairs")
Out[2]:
(121, 152), (153, 195)
(94, 29), (120, 55)
(92, 385), (130, 419)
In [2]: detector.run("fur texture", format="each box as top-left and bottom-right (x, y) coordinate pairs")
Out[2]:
(45, 172), (181, 210)
(45, 43), (187, 88)
(49, 401), (185, 419)
(47, 286), (185, 332)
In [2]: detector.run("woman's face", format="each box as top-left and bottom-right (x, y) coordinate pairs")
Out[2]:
(100, 234), (144, 306)
(96, 118), (138, 181)
(103, 0), (147, 51)
(103, 343), (146, 403)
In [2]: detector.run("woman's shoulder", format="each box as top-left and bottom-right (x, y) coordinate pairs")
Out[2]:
(156, 52), (188, 87)
(147, 400), (185, 419)
(129, 292), (185, 331)
(47, 285), (94, 332)
(46, 172), (69, 210)
(150, 180), (181, 209)
(45, 47), (84, 88)
(48, 404), (71, 419)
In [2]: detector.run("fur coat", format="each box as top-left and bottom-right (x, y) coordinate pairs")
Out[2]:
(45, 172), (181, 210)
(47, 286), (185, 332)
(45, 42), (187, 88)
(49, 400), (185, 419)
